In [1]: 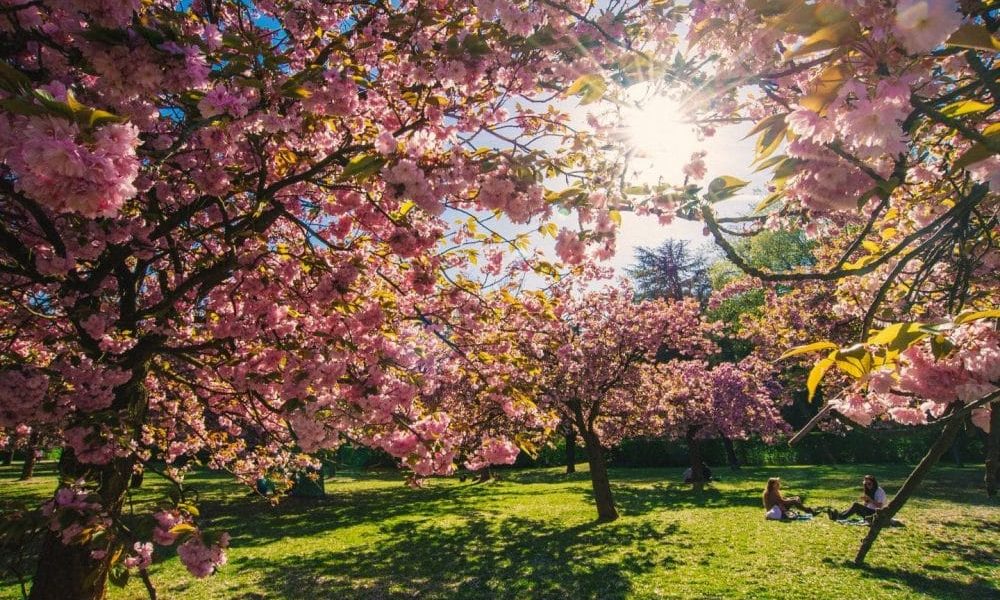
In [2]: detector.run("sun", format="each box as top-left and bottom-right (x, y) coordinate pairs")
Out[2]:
(620, 84), (702, 184)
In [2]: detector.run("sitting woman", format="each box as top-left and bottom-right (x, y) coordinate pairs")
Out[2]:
(829, 474), (886, 521)
(763, 477), (816, 519)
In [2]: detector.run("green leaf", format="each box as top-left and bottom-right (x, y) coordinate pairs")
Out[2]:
(954, 142), (995, 170)
(930, 335), (955, 360)
(108, 565), (130, 588)
(623, 184), (650, 195)
(778, 340), (839, 360)
(754, 154), (788, 172)
(338, 153), (386, 181)
(0, 62), (33, 95)
(755, 121), (786, 162)
(0, 97), (48, 117)
(744, 113), (787, 139)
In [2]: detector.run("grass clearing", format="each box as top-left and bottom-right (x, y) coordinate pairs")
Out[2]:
(1, 462), (998, 599)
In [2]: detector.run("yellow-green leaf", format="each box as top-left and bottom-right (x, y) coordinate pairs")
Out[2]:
(800, 64), (847, 113)
(941, 99), (992, 118)
(169, 523), (197, 536)
(755, 190), (785, 213)
(339, 153), (386, 181)
(745, 113), (788, 140)
(707, 175), (750, 201)
(778, 340), (838, 360)
(834, 344), (871, 379)
(565, 74), (606, 105)
(861, 240), (880, 254)
(946, 24), (1000, 52)
(807, 351), (837, 402)
(783, 19), (859, 59)
(867, 322), (928, 351)
(688, 18), (727, 48)
(955, 308), (1000, 324)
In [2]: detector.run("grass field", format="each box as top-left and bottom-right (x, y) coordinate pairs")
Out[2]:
(1, 462), (998, 599)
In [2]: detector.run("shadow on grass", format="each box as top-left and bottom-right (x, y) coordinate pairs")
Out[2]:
(855, 563), (1000, 600)
(232, 516), (680, 600)
(612, 482), (764, 515)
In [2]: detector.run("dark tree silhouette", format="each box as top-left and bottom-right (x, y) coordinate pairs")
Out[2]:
(628, 240), (712, 305)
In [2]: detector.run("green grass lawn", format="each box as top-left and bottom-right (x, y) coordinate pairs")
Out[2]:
(2, 462), (998, 599)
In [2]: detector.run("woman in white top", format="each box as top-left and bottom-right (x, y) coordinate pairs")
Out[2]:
(829, 474), (887, 520)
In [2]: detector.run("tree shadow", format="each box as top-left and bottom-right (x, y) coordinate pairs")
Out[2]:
(231, 516), (681, 600)
(196, 483), (498, 549)
(610, 482), (764, 515)
(854, 563), (999, 600)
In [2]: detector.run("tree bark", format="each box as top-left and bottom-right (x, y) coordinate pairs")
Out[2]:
(721, 436), (740, 471)
(18, 430), (40, 481)
(854, 408), (965, 565)
(581, 430), (618, 521)
(949, 423), (964, 467)
(565, 429), (577, 474)
(687, 427), (704, 492)
(2, 446), (13, 466)
(986, 403), (1000, 498)
(30, 374), (148, 600)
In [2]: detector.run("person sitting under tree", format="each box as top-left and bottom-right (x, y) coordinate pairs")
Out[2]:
(828, 474), (886, 521)
(763, 477), (816, 519)
(683, 461), (714, 484)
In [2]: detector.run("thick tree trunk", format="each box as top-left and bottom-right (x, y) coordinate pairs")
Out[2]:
(30, 374), (148, 600)
(581, 430), (617, 521)
(565, 429), (577, 474)
(3, 446), (13, 466)
(986, 404), (1000, 498)
(18, 430), (40, 481)
(721, 436), (740, 471)
(854, 410), (965, 565)
(687, 427), (704, 492)
(30, 449), (136, 600)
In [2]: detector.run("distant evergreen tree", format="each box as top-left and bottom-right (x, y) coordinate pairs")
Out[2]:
(628, 240), (712, 304)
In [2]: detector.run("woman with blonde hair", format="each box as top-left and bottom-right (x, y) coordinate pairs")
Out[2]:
(763, 477), (816, 519)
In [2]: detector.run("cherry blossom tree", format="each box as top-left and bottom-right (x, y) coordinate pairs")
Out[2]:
(626, 0), (1000, 564)
(642, 356), (788, 491)
(0, 1), (680, 596)
(503, 283), (718, 520)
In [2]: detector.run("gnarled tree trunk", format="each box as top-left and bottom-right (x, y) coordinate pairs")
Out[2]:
(721, 435), (740, 471)
(565, 429), (577, 474)
(19, 430), (40, 481)
(30, 373), (148, 600)
(686, 427), (705, 492)
(580, 429), (617, 521)
(854, 408), (964, 565)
